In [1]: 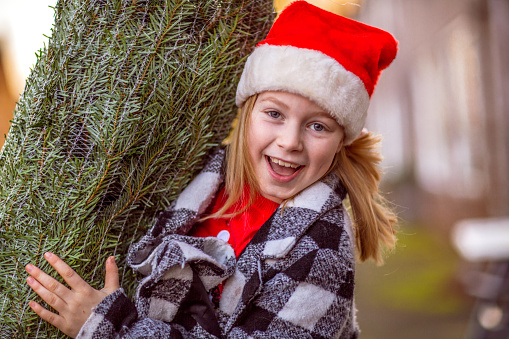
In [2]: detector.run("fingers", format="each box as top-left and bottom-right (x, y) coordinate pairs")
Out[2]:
(28, 300), (65, 331)
(26, 264), (70, 309)
(103, 256), (120, 293)
(26, 276), (67, 312)
(43, 252), (90, 292)
(26, 253), (117, 337)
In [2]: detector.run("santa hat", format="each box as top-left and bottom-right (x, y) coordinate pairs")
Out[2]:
(236, 1), (398, 145)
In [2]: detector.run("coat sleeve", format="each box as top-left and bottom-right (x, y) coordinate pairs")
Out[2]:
(76, 282), (221, 339)
(77, 234), (235, 339)
(76, 289), (183, 339)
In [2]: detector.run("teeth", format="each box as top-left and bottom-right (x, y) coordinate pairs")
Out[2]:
(270, 157), (299, 169)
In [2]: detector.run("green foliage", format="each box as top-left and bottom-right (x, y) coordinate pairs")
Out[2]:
(0, 0), (273, 337)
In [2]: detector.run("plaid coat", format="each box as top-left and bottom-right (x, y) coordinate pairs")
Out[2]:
(77, 149), (359, 338)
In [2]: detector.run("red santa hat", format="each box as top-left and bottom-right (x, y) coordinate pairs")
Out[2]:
(236, 1), (398, 145)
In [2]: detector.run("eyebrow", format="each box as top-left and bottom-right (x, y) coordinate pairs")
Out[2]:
(258, 96), (290, 110)
(314, 111), (336, 121)
(259, 95), (333, 120)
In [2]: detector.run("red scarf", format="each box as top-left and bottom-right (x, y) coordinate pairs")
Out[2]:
(190, 186), (279, 257)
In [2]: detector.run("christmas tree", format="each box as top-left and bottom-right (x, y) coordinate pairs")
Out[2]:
(0, 0), (273, 337)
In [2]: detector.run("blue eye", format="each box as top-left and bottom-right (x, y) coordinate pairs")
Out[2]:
(311, 123), (325, 132)
(267, 111), (281, 119)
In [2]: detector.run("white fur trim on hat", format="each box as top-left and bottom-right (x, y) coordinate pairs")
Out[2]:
(236, 44), (370, 145)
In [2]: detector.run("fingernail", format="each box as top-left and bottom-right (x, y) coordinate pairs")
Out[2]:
(27, 277), (34, 284)
(44, 252), (52, 259)
(25, 264), (33, 273)
(109, 256), (115, 263)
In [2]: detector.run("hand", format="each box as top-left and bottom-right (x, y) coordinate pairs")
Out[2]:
(26, 252), (119, 338)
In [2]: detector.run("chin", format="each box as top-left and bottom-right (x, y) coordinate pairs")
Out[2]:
(260, 187), (295, 204)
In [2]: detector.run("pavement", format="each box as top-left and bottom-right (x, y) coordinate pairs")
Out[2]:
(355, 224), (473, 338)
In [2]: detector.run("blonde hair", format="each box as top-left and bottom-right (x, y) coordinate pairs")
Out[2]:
(206, 95), (260, 219)
(213, 94), (397, 263)
(334, 132), (397, 263)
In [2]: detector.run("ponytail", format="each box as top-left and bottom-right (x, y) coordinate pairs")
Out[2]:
(334, 131), (397, 264)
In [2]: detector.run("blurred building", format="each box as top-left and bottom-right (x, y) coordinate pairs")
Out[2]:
(0, 52), (15, 146)
(359, 0), (509, 228)
(0, 0), (56, 148)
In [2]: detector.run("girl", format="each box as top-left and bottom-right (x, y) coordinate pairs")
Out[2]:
(25, 2), (398, 338)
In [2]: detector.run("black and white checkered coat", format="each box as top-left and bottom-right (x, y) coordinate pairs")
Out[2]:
(77, 149), (359, 338)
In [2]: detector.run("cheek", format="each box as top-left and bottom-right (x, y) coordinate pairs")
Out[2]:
(314, 141), (340, 173)
(247, 117), (271, 151)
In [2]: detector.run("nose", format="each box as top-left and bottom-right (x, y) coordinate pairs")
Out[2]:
(276, 124), (303, 152)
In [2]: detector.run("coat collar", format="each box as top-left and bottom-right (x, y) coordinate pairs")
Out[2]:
(164, 148), (348, 259)
(244, 174), (348, 260)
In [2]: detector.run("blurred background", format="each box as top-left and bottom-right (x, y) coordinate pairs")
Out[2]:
(1, 0), (508, 338)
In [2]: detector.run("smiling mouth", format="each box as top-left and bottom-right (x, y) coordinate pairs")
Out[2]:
(267, 156), (302, 176)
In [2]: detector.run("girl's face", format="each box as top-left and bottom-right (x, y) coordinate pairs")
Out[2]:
(247, 91), (344, 203)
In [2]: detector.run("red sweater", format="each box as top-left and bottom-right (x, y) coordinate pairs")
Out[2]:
(190, 186), (279, 257)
